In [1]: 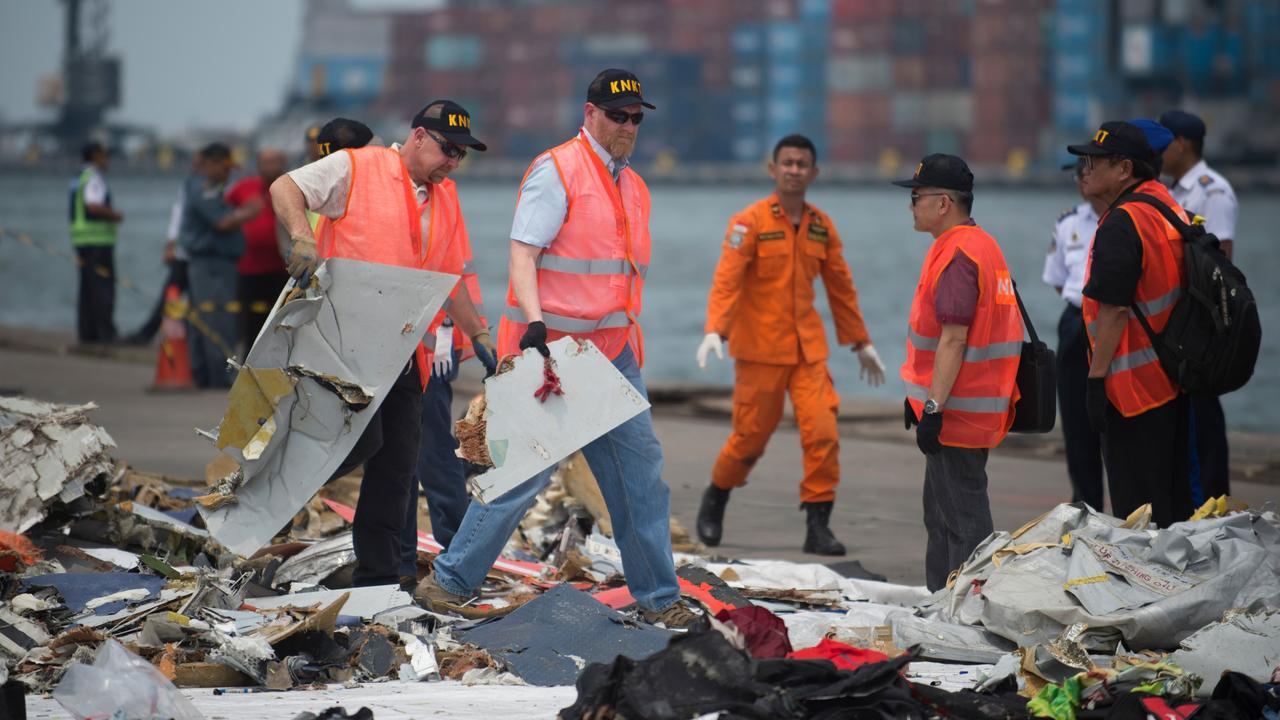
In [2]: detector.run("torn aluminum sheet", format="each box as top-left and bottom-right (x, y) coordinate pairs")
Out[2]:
(23, 572), (167, 615)
(1170, 610), (1280, 694)
(0, 607), (51, 660)
(891, 614), (1016, 664)
(272, 533), (356, 587)
(919, 504), (1280, 651)
(397, 633), (440, 682)
(120, 501), (210, 539)
(198, 259), (458, 556)
(464, 338), (651, 504)
(244, 585), (412, 620)
(902, 661), (994, 693)
(0, 397), (116, 533)
(457, 584), (672, 687)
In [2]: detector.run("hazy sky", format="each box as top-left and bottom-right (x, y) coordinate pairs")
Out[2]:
(0, 0), (304, 135)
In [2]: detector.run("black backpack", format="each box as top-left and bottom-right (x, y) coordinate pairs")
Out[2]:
(1010, 282), (1056, 433)
(1119, 193), (1261, 395)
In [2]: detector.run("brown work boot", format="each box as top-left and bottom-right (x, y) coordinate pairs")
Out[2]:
(413, 572), (471, 613)
(640, 600), (703, 631)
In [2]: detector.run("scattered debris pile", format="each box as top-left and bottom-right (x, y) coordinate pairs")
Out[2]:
(3, 394), (1278, 718)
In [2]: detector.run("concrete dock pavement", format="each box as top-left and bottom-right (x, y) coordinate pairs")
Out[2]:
(2, 329), (1276, 586)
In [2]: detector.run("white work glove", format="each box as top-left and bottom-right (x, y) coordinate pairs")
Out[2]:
(432, 324), (454, 378)
(855, 344), (886, 387)
(696, 332), (724, 369)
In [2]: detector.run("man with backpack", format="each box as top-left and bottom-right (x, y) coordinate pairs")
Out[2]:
(1068, 121), (1193, 527)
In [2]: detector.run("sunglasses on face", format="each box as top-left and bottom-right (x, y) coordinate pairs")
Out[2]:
(426, 131), (467, 160)
(910, 192), (948, 206)
(598, 106), (644, 126)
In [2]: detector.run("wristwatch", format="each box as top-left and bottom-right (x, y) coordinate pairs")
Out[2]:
(923, 399), (941, 415)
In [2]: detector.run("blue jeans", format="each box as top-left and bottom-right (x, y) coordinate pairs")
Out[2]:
(399, 349), (470, 576)
(433, 346), (680, 612)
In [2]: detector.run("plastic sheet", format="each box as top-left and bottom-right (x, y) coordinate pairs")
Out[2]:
(54, 639), (204, 720)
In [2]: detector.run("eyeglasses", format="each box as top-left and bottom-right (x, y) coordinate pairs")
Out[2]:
(426, 131), (467, 161)
(1082, 154), (1118, 171)
(910, 192), (948, 205)
(597, 106), (644, 126)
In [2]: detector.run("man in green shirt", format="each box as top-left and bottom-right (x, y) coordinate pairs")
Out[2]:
(69, 142), (124, 344)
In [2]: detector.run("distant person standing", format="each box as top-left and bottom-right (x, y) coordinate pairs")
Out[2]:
(180, 143), (259, 388)
(125, 152), (202, 345)
(1043, 159), (1106, 510)
(895, 155), (1023, 592)
(226, 148), (289, 352)
(69, 142), (123, 344)
(694, 133), (883, 557)
(1159, 110), (1237, 501)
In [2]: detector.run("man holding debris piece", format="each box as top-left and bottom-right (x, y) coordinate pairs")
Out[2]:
(895, 154), (1023, 592)
(694, 133), (883, 557)
(269, 101), (494, 587)
(414, 69), (700, 630)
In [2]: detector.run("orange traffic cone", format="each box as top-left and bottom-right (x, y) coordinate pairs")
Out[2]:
(150, 283), (195, 391)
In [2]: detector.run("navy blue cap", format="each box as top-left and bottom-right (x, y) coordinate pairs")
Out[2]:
(1127, 119), (1174, 154)
(1159, 110), (1206, 141)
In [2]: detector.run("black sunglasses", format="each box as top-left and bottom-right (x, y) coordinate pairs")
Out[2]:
(597, 106), (644, 126)
(910, 192), (948, 205)
(426, 131), (467, 160)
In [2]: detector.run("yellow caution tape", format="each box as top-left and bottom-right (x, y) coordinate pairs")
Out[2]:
(1064, 574), (1109, 589)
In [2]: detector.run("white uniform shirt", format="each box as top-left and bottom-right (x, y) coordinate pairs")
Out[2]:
(168, 183), (189, 261)
(1170, 159), (1238, 241)
(1042, 201), (1098, 308)
(80, 165), (108, 205)
(509, 127), (627, 249)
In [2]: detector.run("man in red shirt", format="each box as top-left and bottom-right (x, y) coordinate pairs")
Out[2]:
(227, 148), (289, 352)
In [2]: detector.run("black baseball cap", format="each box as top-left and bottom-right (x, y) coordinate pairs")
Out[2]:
(587, 68), (656, 110)
(1158, 110), (1206, 141)
(412, 100), (487, 151)
(200, 142), (233, 160)
(1067, 121), (1155, 162)
(316, 118), (373, 156)
(892, 153), (974, 192)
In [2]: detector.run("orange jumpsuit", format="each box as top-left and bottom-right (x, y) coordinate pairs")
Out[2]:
(704, 195), (870, 503)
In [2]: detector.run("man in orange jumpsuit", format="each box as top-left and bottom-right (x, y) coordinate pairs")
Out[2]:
(695, 134), (885, 556)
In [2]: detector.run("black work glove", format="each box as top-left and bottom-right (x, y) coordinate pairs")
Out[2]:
(1087, 377), (1109, 433)
(473, 341), (498, 378)
(916, 411), (943, 456)
(519, 320), (550, 358)
(904, 399), (918, 430)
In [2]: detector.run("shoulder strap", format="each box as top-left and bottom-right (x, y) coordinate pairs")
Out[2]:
(1116, 193), (1192, 235)
(1012, 281), (1040, 345)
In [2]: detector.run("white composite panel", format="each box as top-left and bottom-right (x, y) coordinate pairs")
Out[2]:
(199, 259), (457, 556)
(467, 338), (650, 504)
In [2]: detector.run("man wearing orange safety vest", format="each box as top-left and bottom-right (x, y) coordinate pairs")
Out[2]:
(694, 134), (884, 557)
(414, 69), (699, 630)
(269, 101), (494, 587)
(1067, 121), (1192, 528)
(895, 154), (1023, 592)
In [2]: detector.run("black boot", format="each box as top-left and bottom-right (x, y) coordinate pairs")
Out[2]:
(802, 502), (846, 556)
(696, 485), (731, 547)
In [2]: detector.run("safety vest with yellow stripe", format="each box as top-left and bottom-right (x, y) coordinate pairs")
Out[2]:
(901, 223), (1023, 448)
(498, 131), (651, 363)
(69, 167), (117, 248)
(1083, 180), (1186, 417)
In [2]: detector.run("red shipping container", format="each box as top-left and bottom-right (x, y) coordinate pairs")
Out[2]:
(828, 93), (892, 133)
(830, 21), (892, 53)
(833, 0), (895, 21)
(892, 56), (927, 89)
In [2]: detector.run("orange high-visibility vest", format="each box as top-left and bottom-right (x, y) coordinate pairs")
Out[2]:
(421, 191), (487, 364)
(901, 223), (1024, 448)
(497, 130), (651, 364)
(1083, 180), (1186, 416)
(317, 147), (463, 388)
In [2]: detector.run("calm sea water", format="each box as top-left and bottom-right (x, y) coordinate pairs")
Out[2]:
(2, 171), (1277, 431)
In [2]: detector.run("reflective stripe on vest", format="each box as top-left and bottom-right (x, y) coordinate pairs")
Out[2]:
(504, 306), (630, 333)
(908, 329), (1020, 363)
(1134, 287), (1181, 317)
(904, 381), (1014, 414)
(1109, 345), (1160, 375)
(536, 255), (649, 279)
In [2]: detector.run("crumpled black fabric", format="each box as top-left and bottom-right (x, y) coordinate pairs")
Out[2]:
(909, 682), (1030, 719)
(558, 630), (927, 720)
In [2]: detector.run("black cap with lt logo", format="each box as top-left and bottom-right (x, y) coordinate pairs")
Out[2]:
(587, 68), (657, 110)
(891, 153), (974, 192)
(1067, 121), (1154, 162)
(412, 100), (487, 151)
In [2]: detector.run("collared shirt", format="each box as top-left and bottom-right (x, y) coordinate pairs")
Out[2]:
(180, 177), (244, 260)
(79, 164), (108, 206)
(933, 218), (980, 326)
(1170, 159), (1238, 241)
(509, 127), (627, 249)
(1042, 201), (1099, 307)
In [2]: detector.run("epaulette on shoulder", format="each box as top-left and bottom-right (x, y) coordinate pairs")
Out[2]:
(1198, 174), (1214, 187)
(1056, 206), (1079, 223)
